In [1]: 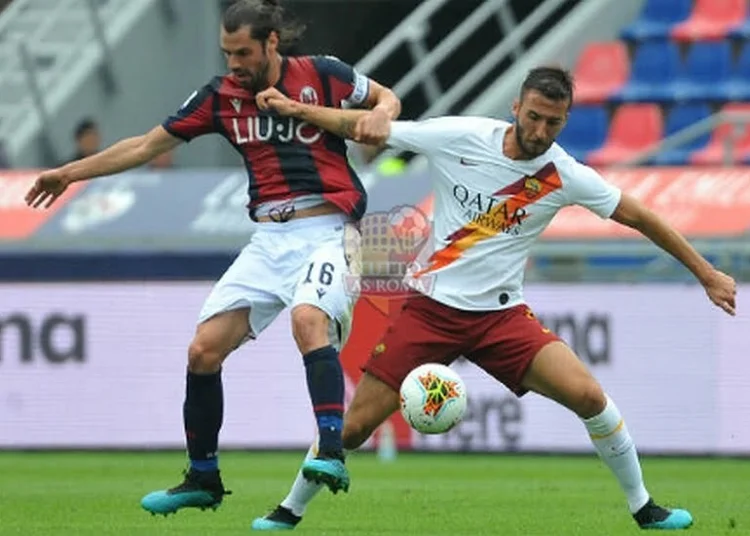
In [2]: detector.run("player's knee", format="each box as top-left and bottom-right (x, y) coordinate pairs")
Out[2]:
(342, 419), (371, 450)
(572, 381), (607, 419)
(291, 305), (330, 354)
(187, 339), (224, 374)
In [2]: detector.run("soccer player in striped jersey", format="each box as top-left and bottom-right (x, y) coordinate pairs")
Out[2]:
(24, 0), (400, 521)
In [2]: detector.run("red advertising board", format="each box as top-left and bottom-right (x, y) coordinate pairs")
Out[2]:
(0, 171), (85, 239)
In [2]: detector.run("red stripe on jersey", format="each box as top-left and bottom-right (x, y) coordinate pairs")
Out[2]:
(294, 57), (367, 217)
(329, 76), (355, 105)
(216, 77), (292, 205)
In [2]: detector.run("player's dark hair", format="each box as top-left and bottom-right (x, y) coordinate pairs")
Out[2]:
(74, 118), (97, 139)
(520, 66), (574, 108)
(222, 0), (305, 50)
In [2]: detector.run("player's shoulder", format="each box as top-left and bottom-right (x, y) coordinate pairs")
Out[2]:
(547, 142), (585, 171)
(411, 115), (507, 134)
(546, 143), (605, 184)
(305, 54), (355, 77)
(176, 76), (225, 111)
(197, 75), (226, 93)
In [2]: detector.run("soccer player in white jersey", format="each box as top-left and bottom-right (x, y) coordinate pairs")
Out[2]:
(250, 66), (737, 531)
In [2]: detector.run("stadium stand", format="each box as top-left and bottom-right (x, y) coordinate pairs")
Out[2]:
(563, 0), (750, 166)
(587, 103), (663, 166)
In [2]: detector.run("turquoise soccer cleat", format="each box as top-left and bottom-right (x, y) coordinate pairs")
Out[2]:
(251, 505), (302, 531)
(140, 469), (231, 516)
(301, 456), (350, 494)
(634, 499), (693, 530)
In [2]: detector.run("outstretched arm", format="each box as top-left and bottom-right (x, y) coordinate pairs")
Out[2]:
(26, 126), (182, 208)
(256, 89), (382, 143)
(611, 193), (737, 315)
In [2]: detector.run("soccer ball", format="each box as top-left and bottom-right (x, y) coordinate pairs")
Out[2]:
(399, 363), (467, 434)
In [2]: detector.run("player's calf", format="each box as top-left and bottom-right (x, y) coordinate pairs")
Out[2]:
(342, 418), (375, 450)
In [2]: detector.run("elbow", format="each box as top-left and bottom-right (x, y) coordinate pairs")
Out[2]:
(133, 138), (156, 165)
(388, 91), (402, 119)
(375, 88), (402, 119)
(610, 193), (648, 230)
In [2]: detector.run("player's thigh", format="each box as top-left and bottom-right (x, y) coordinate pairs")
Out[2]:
(199, 236), (287, 339)
(465, 304), (562, 397)
(343, 372), (400, 449)
(291, 237), (356, 350)
(520, 340), (606, 418)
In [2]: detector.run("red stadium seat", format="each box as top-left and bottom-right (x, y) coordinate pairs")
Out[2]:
(690, 103), (750, 165)
(586, 104), (663, 166)
(672, 0), (746, 41)
(573, 42), (629, 104)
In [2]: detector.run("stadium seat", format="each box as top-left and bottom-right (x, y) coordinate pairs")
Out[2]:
(670, 41), (734, 101)
(690, 103), (750, 164)
(672, 0), (746, 41)
(728, 13), (750, 39)
(556, 106), (608, 162)
(718, 44), (750, 101)
(587, 104), (663, 166)
(621, 0), (693, 41)
(573, 42), (629, 104)
(652, 104), (712, 165)
(610, 41), (681, 103)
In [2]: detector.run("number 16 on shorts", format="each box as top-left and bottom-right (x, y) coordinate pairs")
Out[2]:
(303, 261), (336, 299)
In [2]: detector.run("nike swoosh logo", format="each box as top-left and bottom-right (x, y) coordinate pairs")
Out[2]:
(460, 157), (479, 166)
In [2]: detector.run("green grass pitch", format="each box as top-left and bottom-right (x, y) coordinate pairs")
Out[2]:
(1, 451), (748, 535)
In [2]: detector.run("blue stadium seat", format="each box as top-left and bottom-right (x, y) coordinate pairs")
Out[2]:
(556, 106), (608, 162)
(671, 41), (733, 101)
(652, 104), (712, 165)
(610, 41), (682, 103)
(621, 0), (692, 41)
(728, 14), (750, 39)
(719, 44), (750, 101)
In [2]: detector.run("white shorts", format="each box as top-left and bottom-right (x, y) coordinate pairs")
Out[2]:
(198, 213), (361, 349)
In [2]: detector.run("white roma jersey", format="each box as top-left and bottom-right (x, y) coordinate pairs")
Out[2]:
(387, 116), (622, 311)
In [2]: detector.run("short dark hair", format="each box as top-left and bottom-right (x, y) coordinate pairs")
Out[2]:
(222, 0), (305, 51)
(74, 118), (97, 140)
(520, 66), (574, 107)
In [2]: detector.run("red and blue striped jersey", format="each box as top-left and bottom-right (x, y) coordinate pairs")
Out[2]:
(162, 55), (370, 220)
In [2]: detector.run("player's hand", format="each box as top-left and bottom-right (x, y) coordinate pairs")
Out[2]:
(25, 168), (71, 209)
(354, 107), (391, 146)
(702, 269), (737, 316)
(256, 87), (299, 117)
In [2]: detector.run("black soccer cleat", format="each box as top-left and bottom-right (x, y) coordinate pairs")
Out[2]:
(141, 468), (232, 515)
(251, 505), (303, 531)
(633, 498), (693, 530)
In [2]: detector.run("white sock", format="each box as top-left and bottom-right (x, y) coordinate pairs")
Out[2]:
(582, 395), (650, 514)
(280, 440), (324, 517)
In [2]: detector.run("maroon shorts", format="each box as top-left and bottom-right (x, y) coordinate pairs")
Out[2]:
(362, 293), (561, 397)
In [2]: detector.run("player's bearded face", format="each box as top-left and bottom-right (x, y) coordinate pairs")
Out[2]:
(513, 91), (568, 158)
(231, 46), (271, 93)
(221, 27), (274, 93)
(246, 52), (271, 93)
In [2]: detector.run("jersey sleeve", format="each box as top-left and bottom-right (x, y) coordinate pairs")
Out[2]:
(312, 55), (370, 106)
(562, 159), (622, 218)
(162, 84), (216, 142)
(387, 118), (463, 154)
